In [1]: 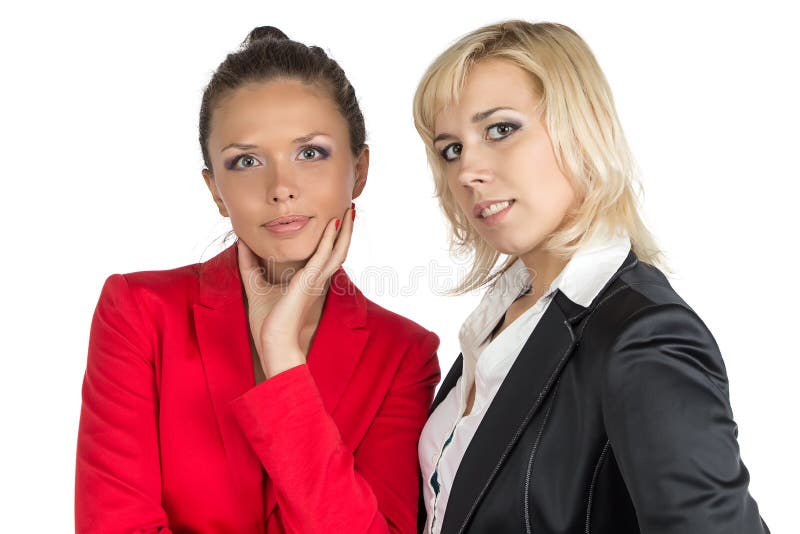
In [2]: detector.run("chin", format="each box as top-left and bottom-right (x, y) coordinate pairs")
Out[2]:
(250, 240), (315, 266)
(488, 235), (545, 258)
(479, 230), (518, 253)
(269, 247), (315, 266)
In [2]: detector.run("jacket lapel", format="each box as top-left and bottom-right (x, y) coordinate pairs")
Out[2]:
(306, 268), (369, 426)
(193, 240), (369, 521)
(440, 292), (577, 534)
(192, 241), (264, 518)
(439, 250), (639, 534)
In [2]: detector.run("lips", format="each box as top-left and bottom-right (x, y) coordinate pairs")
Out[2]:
(472, 199), (515, 218)
(262, 214), (312, 235)
(264, 214), (310, 227)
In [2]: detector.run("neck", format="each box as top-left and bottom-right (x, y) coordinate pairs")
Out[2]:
(253, 257), (330, 328)
(518, 247), (571, 299)
(258, 257), (308, 286)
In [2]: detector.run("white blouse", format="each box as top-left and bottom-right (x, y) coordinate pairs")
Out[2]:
(418, 231), (632, 534)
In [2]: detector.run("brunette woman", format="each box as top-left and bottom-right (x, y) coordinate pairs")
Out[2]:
(76, 26), (440, 533)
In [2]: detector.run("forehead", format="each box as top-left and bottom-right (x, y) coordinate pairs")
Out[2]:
(209, 80), (347, 144)
(434, 59), (539, 130)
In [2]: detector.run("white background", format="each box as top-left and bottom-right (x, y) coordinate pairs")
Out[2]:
(1, 0), (797, 530)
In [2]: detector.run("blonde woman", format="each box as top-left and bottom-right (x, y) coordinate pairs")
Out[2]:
(413, 21), (769, 534)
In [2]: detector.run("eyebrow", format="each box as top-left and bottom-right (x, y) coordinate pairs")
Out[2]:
(292, 131), (329, 143)
(220, 132), (331, 153)
(220, 143), (258, 153)
(433, 107), (516, 144)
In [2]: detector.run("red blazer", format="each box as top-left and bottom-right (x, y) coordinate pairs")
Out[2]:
(75, 241), (440, 533)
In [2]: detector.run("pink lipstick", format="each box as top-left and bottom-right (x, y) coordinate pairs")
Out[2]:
(263, 215), (311, 235)
(473, 199), (515, 226)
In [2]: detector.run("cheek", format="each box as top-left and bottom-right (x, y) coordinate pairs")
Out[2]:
(516, 138), (575, 214)
(215, 181), (255, 215)
(305, 165), (353, 206)
(446, 173), (470, 209)
(537, 174), (576, 224)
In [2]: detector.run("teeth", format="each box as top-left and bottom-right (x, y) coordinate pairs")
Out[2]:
(481, 200), (511, 218)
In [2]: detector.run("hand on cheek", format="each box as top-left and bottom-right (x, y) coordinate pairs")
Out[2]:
(238, 204), (355, 379)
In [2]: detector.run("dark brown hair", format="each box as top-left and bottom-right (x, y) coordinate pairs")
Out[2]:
(199, 26), (366, 170)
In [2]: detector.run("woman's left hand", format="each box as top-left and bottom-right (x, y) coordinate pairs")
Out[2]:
(238, 204), (355, 378)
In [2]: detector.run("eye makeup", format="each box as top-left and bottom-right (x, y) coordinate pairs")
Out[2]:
(296, 144), (331, 161)
(220, 133), (336, 170)
(437, 120), (522, 162)
(224, 153), (262, 171)
(485, 121), (521, 140)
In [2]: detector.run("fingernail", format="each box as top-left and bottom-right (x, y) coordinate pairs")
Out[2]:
(351, 208), (356, 221)
(351, 201), (355, 209)
(335, 219), (341, 231)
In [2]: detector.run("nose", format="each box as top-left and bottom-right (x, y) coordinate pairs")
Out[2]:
(455, 145), (493, 188)
(267, 164), (299, 204)
(269, 189), (296, 203)
(457, 168), (493, 188)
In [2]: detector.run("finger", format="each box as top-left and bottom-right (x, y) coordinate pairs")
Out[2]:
(291, 217), (341, 300)
(323, 206), (354, 275)
(303, 216), (340, 277)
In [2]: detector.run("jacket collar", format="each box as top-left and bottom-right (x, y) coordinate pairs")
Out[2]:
(192, 239), (369, 520)
(196, 238), (368, 328)
(558, 248), (639, 325)
(436, 248), (639, 534)
(430, 247), (639, 414)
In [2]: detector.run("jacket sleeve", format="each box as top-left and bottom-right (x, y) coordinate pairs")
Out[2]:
(230, 331), (441, 534)
(600, 303), (769, 533)
(75, 274), (171, 534)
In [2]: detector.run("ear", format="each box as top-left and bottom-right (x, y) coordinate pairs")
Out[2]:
(351, 145), (370, 199)
(202, 168), (230, 218)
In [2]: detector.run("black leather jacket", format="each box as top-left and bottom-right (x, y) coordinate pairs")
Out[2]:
(420, 251), (769, 533)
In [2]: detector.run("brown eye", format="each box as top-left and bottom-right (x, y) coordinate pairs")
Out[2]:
(486, 122), (519, 140)
(441, 143), (462, 162)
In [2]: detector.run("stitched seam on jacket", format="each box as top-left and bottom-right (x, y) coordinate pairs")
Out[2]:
(567, 256), (639, 324)
(524, 382), (560, 534)
(572, 285), (630, 338)
(572, 281), (674, 341)
(458, 323), (576, 534)
(600, 297), (730, 401)
(585, 440), (610, 534)
(619, 282), (730, 399)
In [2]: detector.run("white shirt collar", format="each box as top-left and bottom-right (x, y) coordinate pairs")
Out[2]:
(458, 228), (632, 363)
(550, 229), (632, 307)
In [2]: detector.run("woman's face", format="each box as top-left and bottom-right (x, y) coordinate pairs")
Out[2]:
(203, 79), (367, 272)
(433, 59), (577, 260)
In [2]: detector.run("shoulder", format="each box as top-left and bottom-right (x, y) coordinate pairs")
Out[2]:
(115, 260), (200, 293)
(579, 259), (704, 344)
(578, 260), (728, 395)
(362, 295), (440, 353)
(361, 296), (441, 388)
(88, 259), (206, 362)
(95, 257), (205, 317)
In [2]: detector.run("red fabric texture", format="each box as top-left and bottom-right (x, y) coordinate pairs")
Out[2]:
(75, 241), (440, 533)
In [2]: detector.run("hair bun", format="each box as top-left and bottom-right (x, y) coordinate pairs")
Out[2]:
(242, 26), (289, 47)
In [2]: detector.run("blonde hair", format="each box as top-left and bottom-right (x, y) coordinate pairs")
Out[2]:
(413, 20), (666, 294)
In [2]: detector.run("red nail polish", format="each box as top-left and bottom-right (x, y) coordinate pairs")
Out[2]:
(351, 208), (356, 221)
(335, 219), (341, 231)
(351, 201), (355, 209)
